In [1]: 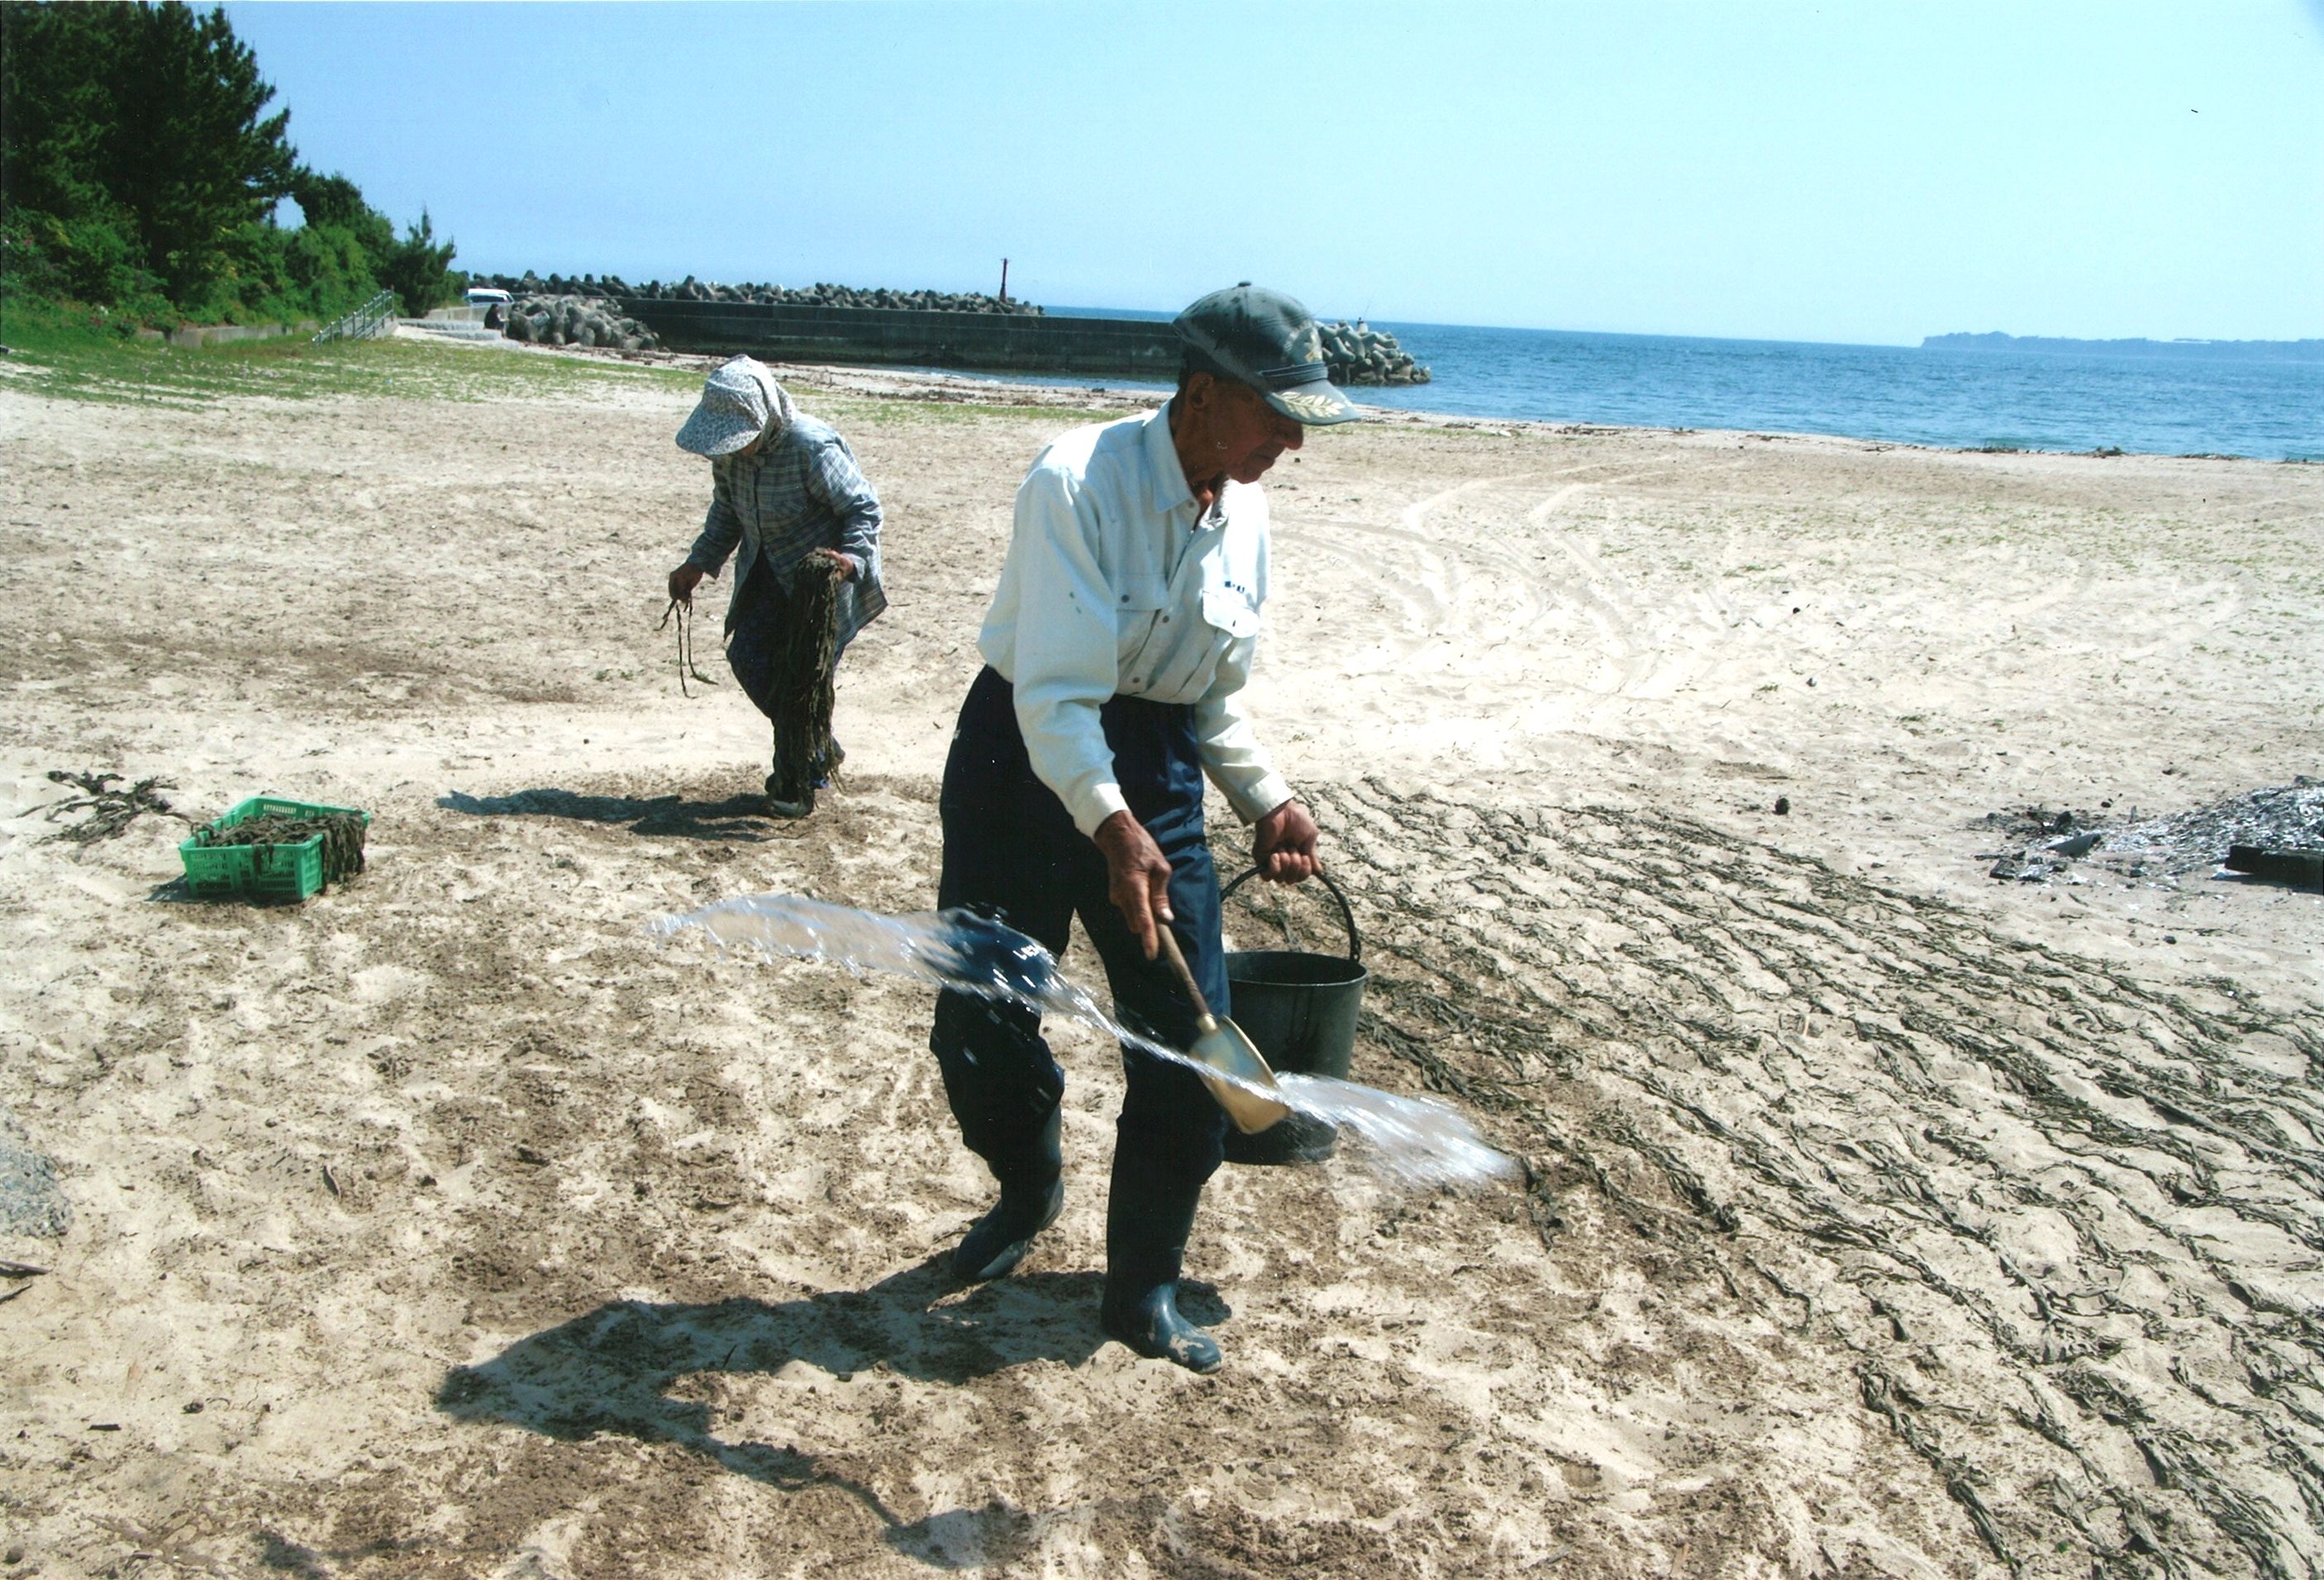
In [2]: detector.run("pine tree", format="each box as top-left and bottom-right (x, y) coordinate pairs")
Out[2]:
(3, 2), (305, 310)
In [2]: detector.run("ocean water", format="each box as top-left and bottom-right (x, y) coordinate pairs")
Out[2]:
(1049, 309), (2322, 462)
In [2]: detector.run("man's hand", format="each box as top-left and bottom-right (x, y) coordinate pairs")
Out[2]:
(812, 548), (857, 581)
(668, 563), (707, 604)
(1093, 810), (1173, 959)
(1253, 799), (1319, 883)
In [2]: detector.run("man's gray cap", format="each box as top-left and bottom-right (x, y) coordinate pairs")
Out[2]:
(675, 356), (774, 455)
(1174, 283), (1361, 426)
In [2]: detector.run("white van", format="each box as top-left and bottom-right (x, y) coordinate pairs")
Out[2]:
(464, 288), (513, 308)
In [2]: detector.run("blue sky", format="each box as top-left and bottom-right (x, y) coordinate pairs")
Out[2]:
(224, 1), (2322, 345)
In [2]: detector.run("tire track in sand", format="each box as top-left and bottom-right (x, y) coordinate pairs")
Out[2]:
(1274, 463), (1675, 684)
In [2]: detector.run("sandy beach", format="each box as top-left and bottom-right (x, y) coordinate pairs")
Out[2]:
(2, 347), (2318, 1578)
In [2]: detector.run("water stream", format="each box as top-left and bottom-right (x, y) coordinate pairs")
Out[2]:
(652, 893), (1516, 1191)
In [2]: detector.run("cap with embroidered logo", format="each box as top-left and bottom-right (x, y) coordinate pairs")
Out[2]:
(1174, 283), (1361, 426)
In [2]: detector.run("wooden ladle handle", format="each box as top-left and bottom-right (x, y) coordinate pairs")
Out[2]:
(1152, 925), (1217, 1030)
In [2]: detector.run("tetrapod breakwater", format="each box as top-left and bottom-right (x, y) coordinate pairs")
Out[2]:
(469, 272), (1429, 388)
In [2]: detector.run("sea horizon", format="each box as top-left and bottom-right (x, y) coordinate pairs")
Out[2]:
(1055, 306), (2322, 355)
(1039, 307), (2323, 462)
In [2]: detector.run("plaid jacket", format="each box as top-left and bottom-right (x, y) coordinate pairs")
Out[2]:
(686, 414), (887, 641)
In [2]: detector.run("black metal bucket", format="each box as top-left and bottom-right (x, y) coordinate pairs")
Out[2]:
(1220, 867), (1367, 1166)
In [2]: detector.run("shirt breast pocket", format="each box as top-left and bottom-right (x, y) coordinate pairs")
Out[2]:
(1200, 585), (1261, 640)
(1112, 573), (1170, 630)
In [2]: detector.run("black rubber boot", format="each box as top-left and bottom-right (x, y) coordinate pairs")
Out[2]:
(951, 1110), (1063, 1283)
(1099, 1154), (1220, 1373)
(1101, 1283), (1222, 1374)
(764, 769), (813, 821)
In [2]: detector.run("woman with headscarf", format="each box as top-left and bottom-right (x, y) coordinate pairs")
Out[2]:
(666, 356), (887, 816)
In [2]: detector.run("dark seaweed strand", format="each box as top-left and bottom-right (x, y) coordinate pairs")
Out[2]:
(30, 770), (184, 844)
(1237, 780), (2322, 1579)
(657, 596), (720, 697)
(768, 558), (843, 803)
(194, 811), (368, 886)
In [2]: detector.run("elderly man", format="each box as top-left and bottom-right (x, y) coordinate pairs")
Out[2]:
(667, 356), (885, 816)
(929, 285), (1357, 1372)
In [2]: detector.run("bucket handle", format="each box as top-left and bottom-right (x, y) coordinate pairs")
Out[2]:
(1219, 864), (1361, 963)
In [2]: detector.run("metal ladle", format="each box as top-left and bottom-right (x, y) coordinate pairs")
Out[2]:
(1153, 926), (1291, 1135)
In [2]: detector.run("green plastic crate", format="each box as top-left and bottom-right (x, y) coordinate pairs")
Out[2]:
(179, 797), (369, 901)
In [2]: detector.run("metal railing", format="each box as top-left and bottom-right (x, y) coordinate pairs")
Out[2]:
(312, 290), (398, 345)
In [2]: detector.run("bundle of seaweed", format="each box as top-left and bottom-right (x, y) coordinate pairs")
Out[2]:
(767, 557), (844, 808)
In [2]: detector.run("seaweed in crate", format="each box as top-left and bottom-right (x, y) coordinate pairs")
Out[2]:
(192, 810), (368, 885)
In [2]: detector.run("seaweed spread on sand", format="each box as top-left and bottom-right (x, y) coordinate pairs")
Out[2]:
(27, 769), (183, 845)
(1302, 778), (2322, 1576)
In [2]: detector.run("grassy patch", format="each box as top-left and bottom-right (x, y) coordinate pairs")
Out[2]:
(0, 309), (700, 407)
(1, 304), (1143, 422)
(812, 391), (1132, 429)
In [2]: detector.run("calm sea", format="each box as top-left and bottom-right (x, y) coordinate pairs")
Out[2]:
(1053, 310), (2322, 463)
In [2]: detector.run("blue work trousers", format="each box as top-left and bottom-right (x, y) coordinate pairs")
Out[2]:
(930, 667), (1229, 1292)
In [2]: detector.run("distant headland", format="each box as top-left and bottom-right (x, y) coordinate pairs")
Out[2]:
(1923, 332), (2323, 364)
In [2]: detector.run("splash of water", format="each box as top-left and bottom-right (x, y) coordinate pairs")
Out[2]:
(652, 892), (1516, 1191)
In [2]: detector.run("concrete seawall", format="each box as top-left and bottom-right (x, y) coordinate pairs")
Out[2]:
(617, 297), (1178, 379)
(133, 321), (319, 349)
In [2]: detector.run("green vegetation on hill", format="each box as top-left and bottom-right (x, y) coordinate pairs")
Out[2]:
(0, 0), (458, 336)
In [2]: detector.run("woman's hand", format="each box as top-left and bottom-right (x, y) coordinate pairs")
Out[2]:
(667, 563), (707, 604)
(813, 548), (857, 581)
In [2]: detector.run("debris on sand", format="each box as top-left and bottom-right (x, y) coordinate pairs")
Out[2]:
(1977, 802), (2106, 881)
(2225, 844), (2324, 892)
(2104, 776), (2324, 876)
(0, 1109), (70, 1239)
(1979, 778), (2324, 886)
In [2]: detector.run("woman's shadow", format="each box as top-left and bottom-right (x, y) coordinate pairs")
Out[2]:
(436, 1255), (1228, 1565)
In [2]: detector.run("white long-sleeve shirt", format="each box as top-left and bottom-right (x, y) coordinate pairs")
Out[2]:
(977, 401), (1296, 839)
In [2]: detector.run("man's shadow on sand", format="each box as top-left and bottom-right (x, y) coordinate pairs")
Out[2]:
(436, 1255), (1229, 1568)
(437, 788), (773, 841)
